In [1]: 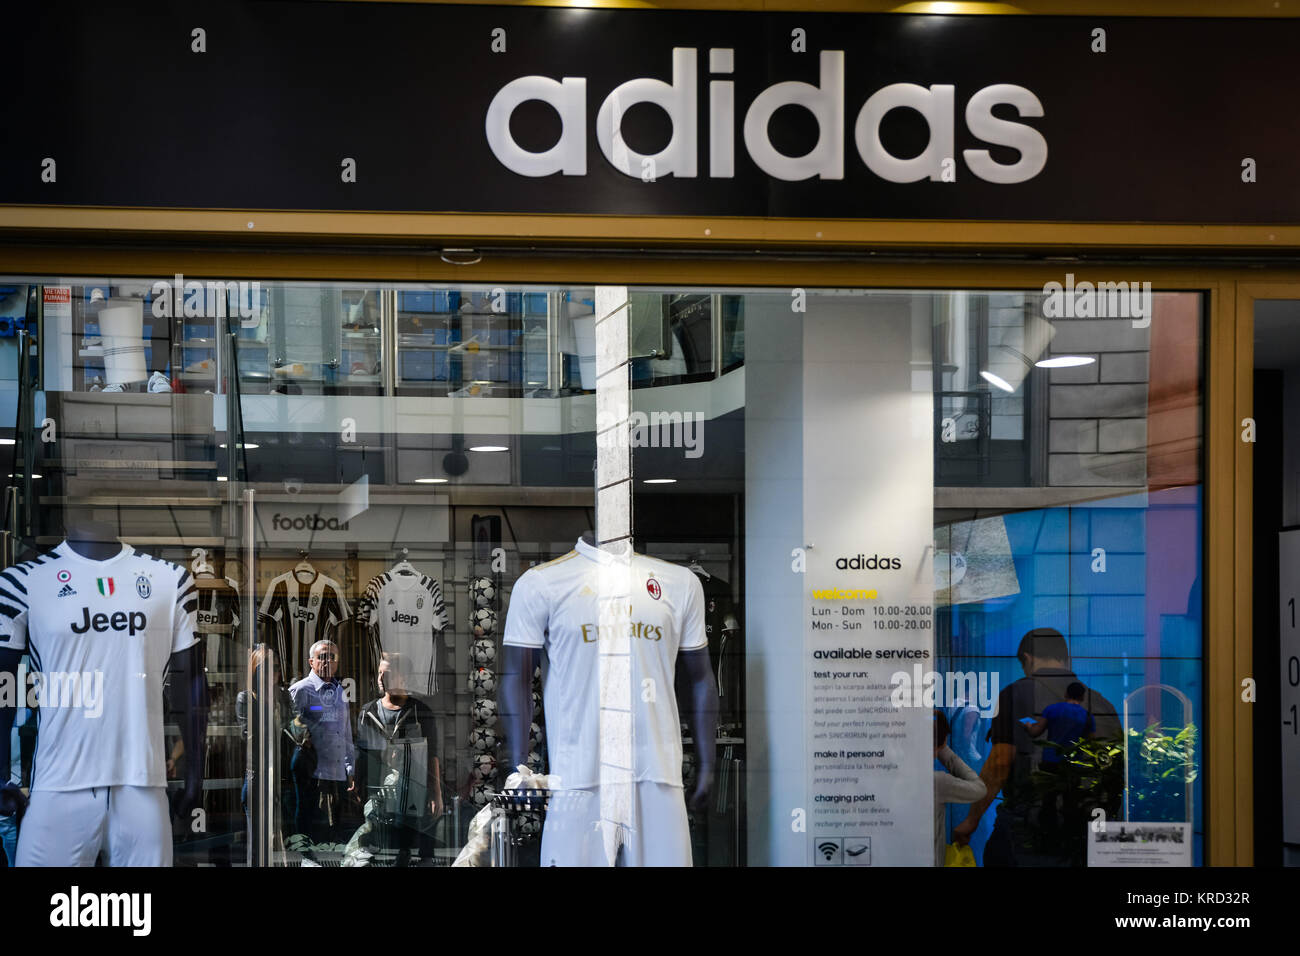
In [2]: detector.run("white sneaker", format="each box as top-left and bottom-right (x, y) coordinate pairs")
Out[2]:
(147, 371), (173, 393)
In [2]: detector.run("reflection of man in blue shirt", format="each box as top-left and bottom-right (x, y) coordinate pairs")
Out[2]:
(1027, 682), (1095, 765)
(1, 691), (30, 866)
(289, 640), (356, 842)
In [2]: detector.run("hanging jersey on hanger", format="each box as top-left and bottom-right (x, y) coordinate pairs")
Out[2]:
(259, 568), (349, 679)
(194, 577), (243, 716)
(196, 577), (241, 637)
(700, 574), (743, 730)
(357, 571), (449, 697)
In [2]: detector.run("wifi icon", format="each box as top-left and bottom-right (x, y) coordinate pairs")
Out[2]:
(815, 839), (841, 864)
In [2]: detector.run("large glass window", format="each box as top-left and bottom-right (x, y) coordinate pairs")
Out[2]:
(0, 275), (1202, 867)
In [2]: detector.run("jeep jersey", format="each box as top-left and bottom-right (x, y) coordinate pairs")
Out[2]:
(259, 568), (349, 679)
(503, 538), (707, 790)
(357, 571), (449, 696)
(194, 576), (242, 679)
(0, 541), (199, 792)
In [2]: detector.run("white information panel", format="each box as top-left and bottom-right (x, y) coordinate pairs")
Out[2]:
(1088, 823), (1192, 867)
(43, 285), (73, 393)
(802, 298), (934, 866)
(1279, 530), (1300, 844)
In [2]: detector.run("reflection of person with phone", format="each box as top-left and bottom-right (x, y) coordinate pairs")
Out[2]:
(951, 628), (1120, 866)
(1023, 682), (1096, 765)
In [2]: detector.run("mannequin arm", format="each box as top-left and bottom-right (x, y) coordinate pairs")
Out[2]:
(500, 644), (537, 774)
(679, 647), (718, 812)
(0, 648), (25, 818)
(169, 644), (209, 818)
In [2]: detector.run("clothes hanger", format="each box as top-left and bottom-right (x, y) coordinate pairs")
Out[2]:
(293, 550), (317, 582)
(390, 546), (418, 576)
(687, 551), (710, 581)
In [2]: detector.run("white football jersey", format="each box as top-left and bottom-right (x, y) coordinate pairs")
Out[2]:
(0, 542), (199, 792)
(503, 538), (707, 790)
(359, 571), (449, 696)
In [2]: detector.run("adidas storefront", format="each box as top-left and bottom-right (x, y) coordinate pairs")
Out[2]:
(0, 0), (1290, 935)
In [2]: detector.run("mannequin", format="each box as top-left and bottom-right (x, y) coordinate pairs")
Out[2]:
(501, 645), (717, 810)
(0, 516), (208, 864)
(64, 514), (123, 561)
(500, 532), (718, 866)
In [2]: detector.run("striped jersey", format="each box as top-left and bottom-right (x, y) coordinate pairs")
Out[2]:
(259, 568), (349, 679)
(194, 575), (242, 680)
(357, 570), (449, 696)
(0, 541), (199, 791)
(195, 577), (240, 637)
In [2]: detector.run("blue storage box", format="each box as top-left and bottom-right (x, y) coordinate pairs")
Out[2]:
(401, 291), (434, 313)
(401, 350), (434, 382)
(433, 291), (460, 313)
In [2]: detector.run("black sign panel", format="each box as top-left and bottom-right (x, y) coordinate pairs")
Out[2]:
(3, 3), (1298, 223)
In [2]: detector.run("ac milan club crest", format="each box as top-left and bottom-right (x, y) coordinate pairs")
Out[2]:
(646, 576), (662, 600)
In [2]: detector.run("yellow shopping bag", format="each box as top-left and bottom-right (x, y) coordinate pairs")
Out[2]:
(944, 842), (976, 867)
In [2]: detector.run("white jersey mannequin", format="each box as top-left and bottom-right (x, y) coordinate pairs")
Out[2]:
(501, 536), (717, 866)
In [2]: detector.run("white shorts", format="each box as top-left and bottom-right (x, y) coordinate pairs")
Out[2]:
(540, 782), (691, 867)
(16, 786), (172, 867)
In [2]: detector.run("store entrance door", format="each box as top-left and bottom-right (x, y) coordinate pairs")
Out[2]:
(1251, 298), (1300, 866)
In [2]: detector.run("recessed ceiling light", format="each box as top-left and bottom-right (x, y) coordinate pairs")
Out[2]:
(0, 438), (14, 446)
(470, 445), (508, 453)
(216, 476), (229, 482)
(218, 443), (260, 449)
(1035, 356), (1096, 369)
(643, 478), (677, 484)
(979, 370), (1015, 393)
(415, 477), (449, 484)
(8, 473), (41, 479)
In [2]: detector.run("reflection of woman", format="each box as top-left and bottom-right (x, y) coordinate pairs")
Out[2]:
(945, 701), (985, 768)
(236, 645), (306, 864)
(945, 700), (994, 863)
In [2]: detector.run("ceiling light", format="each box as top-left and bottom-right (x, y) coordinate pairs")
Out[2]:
(979, 370), (1015, 393)
(0, 438), (14, 446)
(470, 445), (508, 452)
(218, 443), (259, 449)
(643, 478), (677, 484)
(415, 477), (449, 484)
(1035, 356), (1096, 369)
(979, 315), (1058, 395)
